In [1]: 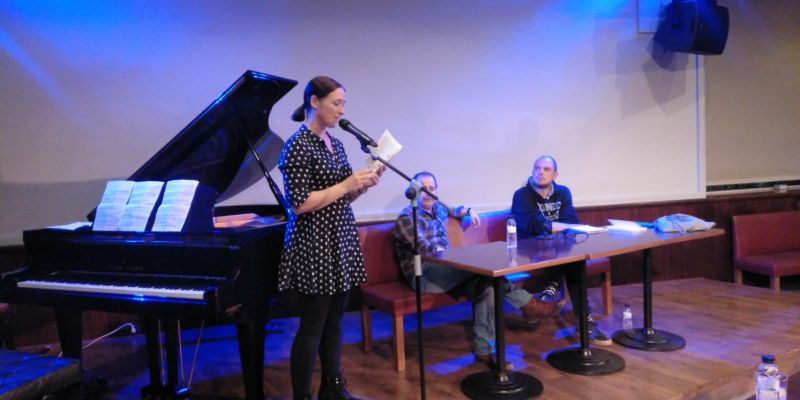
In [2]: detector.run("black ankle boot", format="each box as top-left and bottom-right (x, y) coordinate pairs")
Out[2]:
(318, 373), (362, 400)
(293, 390), (312, 400)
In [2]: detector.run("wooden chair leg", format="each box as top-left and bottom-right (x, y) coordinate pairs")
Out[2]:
(361, 305), (372, 353)
(601, 272), (612, 315)
(770, 276), (780, 292)
(392, 314), (405, 371)
(733, 268), (743, 285)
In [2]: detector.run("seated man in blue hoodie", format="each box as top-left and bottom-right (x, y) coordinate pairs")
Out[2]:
(511, 155), (611, 345)
(393, 171), (557, 370)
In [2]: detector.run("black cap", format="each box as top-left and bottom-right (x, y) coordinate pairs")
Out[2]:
(762, 354), (776, 363)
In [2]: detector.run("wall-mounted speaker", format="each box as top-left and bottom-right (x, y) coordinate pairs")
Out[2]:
(654, 0), (729, 55)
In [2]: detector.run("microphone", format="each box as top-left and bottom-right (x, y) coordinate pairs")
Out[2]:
(405, 179), (422, 201)
(338, 119), (378, 147)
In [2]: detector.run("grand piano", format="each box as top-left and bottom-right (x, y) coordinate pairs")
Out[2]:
(0, 70), (297, 400)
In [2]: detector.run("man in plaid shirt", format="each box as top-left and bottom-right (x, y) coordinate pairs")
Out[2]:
(393, 171), (557, 369)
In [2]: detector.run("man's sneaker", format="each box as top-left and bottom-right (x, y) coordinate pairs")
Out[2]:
(475, 353), (514, 371)
(587, 319), (612, 346)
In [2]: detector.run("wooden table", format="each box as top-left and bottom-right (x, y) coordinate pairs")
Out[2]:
(425, 237), (624, 399)
(582, 229), (726, 351)
(424, 228), (724, 399)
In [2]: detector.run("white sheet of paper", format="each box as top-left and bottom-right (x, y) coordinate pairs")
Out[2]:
(92, 203), (126, 231)
(607, 219), (647, 232)
(98, 180), (135, 205)
(117, 181), (165, 231)
(117, 204), (156, 232)
(565, 224), (608, 234)
(366, 129), (402, 171)
(127, 181), (164, 210)
(160, 180), (199, 206)
(93, 180), (136, 231)
(151, 204), (192, 232)
(151, 180), (199, 232)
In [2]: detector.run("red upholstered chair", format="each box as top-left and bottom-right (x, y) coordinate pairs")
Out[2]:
(732, 211), (800, 292)
(357, 221), (466, 371)
(588, 258), (613, 315)
(558, 258), (612, 315)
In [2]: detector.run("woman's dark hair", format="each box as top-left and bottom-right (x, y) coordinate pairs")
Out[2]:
(291, 76), (345, 122)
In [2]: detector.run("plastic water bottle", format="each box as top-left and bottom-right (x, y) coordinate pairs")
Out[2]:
(622, 304), (633, 331)
(756, 354), (781, 400)
(506, 218), (517, 248)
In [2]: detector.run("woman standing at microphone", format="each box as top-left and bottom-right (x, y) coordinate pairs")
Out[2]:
(278, 76), (383, 400)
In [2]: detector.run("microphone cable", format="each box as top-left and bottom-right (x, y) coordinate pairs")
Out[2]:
(58, 322), (137, 357)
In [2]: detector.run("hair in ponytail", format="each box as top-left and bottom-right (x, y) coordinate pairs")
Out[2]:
(290, 76), (345, 122)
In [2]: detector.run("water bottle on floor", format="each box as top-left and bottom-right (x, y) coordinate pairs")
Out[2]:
(506, 218), (517, 248)
(622, 304), (633, 332)
(756, 354), (784, 400)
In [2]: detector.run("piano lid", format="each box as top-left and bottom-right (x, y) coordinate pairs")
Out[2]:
(126, 70), (297, 203)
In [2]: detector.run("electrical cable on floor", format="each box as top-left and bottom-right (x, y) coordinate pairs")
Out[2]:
(57, 322), (136, 358)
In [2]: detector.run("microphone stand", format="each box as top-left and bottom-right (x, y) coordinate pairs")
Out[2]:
(359, 142), (437, 400)
(405, 183), (426, 400)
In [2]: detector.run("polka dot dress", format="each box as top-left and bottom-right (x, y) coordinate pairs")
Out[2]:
(276, 125), (366, 295)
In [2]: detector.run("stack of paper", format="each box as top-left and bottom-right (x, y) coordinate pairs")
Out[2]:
(607, 219), (648, 232)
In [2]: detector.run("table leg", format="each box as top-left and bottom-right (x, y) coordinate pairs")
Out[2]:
(612, 249), (686, 351)
(460, 277), (543, 400)
(547, 260), (625, 375)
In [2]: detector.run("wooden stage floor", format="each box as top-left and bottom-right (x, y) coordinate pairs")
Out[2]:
(47, 278), (800, 399)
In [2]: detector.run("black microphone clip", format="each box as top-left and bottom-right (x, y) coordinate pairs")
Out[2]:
(338, 119), (378, 147)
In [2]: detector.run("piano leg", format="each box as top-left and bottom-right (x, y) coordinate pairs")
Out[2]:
(144, 318), (162, 388)
(55, 308), (82, 360)
(164, 318), (183, 393)
(237, 315), (266, 400)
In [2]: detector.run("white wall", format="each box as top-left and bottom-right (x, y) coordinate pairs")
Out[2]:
(0, 0), (705, 245)
(706, 1), (800, 185)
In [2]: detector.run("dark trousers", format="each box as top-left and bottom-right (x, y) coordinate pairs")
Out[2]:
(290, 290), (349, 395)
(532, 261), (589, 318)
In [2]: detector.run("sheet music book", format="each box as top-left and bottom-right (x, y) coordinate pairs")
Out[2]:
(92, 181), (135, 231)
(367, 129), (402, 171)
(117, 181), (164, 232)
(151, 180), (199, 232)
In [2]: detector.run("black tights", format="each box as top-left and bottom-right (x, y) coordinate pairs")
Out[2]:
(291, 290), (349, 395)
